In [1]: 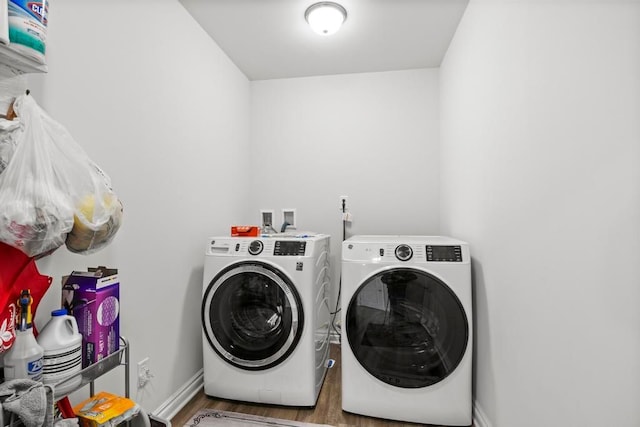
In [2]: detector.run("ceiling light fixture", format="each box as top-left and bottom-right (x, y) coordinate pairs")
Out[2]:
(305, 2), (347, 36)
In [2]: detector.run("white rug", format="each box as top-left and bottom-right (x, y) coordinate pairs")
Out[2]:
(184, 409), (333, 427)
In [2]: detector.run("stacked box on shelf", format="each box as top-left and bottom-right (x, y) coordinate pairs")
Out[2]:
(73, 391), (138, 427)
(62, 267), (119, 368)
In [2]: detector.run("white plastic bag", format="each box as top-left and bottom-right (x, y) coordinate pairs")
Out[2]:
(0, 94), (122, 257)
(0, 65), (28, 174)
(0, 118), (20, 174)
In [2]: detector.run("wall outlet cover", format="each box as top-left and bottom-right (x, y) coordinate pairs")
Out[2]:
(282, 208), (296, 229)
(260, 209), (275, 227)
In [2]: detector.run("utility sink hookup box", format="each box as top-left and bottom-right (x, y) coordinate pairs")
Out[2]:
(62, 267), (119, 368)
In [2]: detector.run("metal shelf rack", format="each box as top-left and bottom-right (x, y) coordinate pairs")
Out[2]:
(0, 44), (47, 74)
(54, 336), (130, 401)
(1, 337), (130, 427)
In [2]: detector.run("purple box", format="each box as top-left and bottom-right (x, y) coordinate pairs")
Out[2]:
(62, 269), (120, 368)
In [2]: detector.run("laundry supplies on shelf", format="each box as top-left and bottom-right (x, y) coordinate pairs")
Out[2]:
(2, 289), (44, 382)
(37, 308), (82, 393)
(73, 391), (140, 427)
(62, 267), (120, 368)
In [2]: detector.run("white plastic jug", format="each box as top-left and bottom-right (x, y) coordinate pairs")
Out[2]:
(37, 309), (82, 391)
(3, 327), (44, 381)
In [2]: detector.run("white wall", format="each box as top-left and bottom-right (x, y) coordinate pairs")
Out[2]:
(13, 3), (440, 415)
(10, 1), (638, 424)
(26, 0), (251, 413)
(440, 1), (640, 426)
(249, 69), (440, 313)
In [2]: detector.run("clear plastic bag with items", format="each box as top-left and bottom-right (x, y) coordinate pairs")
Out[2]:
(0, 94), (122, 257)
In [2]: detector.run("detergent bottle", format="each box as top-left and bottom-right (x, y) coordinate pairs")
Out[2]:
(37, 308), (82, 392)
(2, 289), (44, 381)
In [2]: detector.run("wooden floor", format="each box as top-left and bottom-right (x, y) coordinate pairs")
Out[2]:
(171, 344), (469, 427)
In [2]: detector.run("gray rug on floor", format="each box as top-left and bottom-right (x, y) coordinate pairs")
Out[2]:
(184, 409), (333, 427)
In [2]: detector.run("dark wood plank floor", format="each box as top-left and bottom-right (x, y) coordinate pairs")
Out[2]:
(171, 344), (470, 427)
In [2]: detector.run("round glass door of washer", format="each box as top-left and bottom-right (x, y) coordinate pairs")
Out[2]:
(202, 261), (304, 370)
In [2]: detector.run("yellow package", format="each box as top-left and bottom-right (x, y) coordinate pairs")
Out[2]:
(73, 391), (137, 427)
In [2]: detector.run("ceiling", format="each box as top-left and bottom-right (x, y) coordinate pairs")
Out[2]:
(178, 0), (469, 81)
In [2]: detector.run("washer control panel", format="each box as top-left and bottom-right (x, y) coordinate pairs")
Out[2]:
(426, 245), (463, 262)
(274, 240), (307, 256)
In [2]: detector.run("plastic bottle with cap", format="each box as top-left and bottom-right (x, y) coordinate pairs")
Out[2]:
(37, 308), (83, 392)
(3, 290), (44, 382)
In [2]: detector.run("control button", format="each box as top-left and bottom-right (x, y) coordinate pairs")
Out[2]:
(379, 248), (384, 257)
(248, 240), (264, 255)
(395, 244), (413, 261)
(235, 243), (240, 251)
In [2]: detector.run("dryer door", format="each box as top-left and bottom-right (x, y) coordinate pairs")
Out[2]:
(346, 267), (468, 388)
(202, 261), (304, 370)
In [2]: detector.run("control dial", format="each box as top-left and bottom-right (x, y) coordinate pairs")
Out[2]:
(395, 244), (413, 261)
(248, 240), (264, 255)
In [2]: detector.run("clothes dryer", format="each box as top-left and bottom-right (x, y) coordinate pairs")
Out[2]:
(341, 235), (472, 425)
(202, 234), (331, 406)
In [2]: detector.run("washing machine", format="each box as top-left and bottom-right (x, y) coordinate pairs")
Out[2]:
(341, 235), (472, 426)
(201, 234), (331, 406)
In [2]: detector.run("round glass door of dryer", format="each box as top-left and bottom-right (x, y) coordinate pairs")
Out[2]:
(346, 267), (468, 388)
(201, 261), (304, 370)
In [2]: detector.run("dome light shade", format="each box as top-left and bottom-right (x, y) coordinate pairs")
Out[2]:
(305, 2), (347, 36)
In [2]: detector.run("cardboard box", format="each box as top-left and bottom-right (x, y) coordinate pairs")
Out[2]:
(62, 268), (119, 367)
(73, 391), (138, 427)
(231, 225), (260, 237)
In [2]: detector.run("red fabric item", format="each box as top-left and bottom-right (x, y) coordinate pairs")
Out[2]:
(57, 397), (76, 418)
(0, 242), (53, 353)
(0, 242), (31, 306)
(0, 242), (31, 352)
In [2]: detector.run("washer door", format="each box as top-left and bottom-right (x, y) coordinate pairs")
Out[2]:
(202, 261), (304, 370)
(346, 267), (468, 388)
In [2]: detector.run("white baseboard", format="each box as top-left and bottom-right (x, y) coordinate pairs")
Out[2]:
(473, 400), (492, 427)
(153, 369), (204, 422)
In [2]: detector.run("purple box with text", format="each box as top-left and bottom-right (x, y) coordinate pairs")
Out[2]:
(62, 269), (120, 368)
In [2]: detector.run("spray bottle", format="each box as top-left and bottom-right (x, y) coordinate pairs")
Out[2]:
(2, 289), (44, 381)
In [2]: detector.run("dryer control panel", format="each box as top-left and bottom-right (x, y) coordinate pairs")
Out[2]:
(426, 245), (463, 262)
(342, 236), (469, 264)
(274, 240), (307, 256)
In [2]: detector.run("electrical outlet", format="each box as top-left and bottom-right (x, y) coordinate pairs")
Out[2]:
(137, 357), (152, 388)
